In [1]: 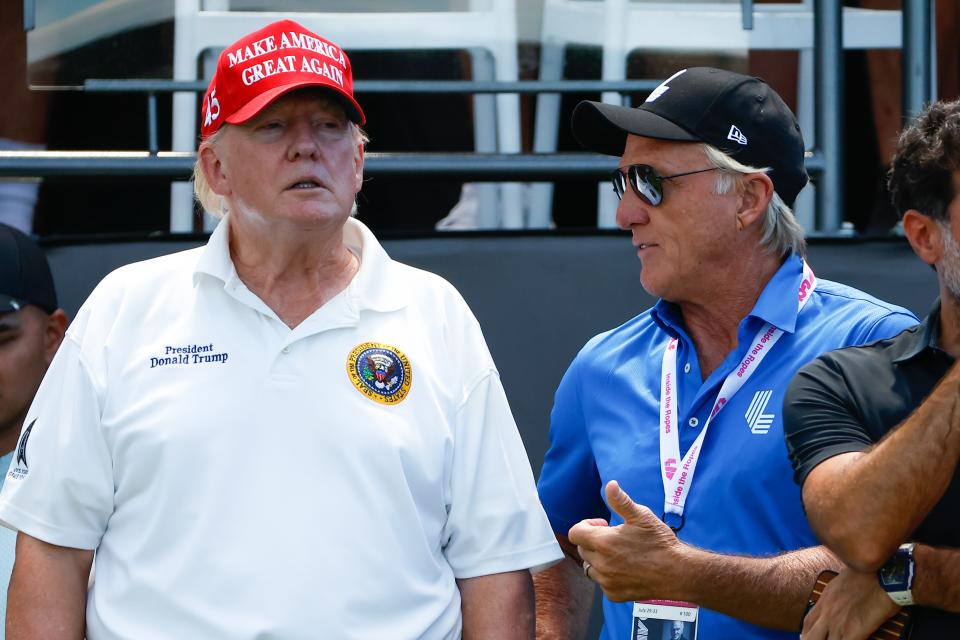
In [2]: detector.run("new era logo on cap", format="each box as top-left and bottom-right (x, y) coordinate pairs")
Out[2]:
(200, 20), (365, 138)
(727, 125), (748, 145)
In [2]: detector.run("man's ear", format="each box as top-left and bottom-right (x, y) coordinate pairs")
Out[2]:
(199, 142), (231, 197)
(353, 141), (365, 193)
(902, 209), (942, 266)
(736, 172), (775, 231)
(43, 309), (68, 365)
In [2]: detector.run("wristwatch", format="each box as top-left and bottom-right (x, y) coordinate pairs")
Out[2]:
(877, 543), (916, 606)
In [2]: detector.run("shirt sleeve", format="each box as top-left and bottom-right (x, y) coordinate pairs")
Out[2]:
(0, 335), (114, 550)
(536, 356), (607, 536)
(441, 371), (562, 578)
(860, 311), (919, 344)
(782, 354), (874, 488)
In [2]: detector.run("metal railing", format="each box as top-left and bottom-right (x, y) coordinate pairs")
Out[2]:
(0, 74), (825, 179)
(0, 150), (622, 181)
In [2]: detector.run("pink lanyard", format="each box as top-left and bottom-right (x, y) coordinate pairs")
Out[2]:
(658, 262), (816, 528)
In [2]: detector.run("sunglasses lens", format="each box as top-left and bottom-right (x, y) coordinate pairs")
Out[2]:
(611, 171), (626, 200)
(629, 165), (663, 206)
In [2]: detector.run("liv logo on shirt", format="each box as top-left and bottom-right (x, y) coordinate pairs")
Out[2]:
(9, 419), (33, 480)
(745, 390), (775, 435)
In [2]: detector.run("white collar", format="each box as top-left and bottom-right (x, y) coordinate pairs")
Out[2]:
(193, 216), (408, 314)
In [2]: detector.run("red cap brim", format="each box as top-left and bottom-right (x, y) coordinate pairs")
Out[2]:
(225, 81), (366, 128)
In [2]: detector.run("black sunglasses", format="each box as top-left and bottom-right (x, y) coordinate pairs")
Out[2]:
(610, 164), (717, 206)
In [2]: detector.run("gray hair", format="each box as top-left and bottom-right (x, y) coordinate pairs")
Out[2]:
(192, 121), (369, 219)
(701, 144), (807, 258)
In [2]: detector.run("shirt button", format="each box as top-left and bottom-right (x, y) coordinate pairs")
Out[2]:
(688, 417), (699, 427)
(683, 363), (691, 374)
(281, 346), (290, 354)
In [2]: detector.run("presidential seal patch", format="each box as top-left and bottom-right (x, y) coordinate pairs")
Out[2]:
(347, 342), (412, 405)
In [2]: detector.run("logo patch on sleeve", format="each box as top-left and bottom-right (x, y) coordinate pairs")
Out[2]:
(9, 419), (34, 480)
(347, 342), (412, 405)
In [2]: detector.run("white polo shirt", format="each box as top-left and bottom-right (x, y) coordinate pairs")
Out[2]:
(0, 217), (561, 640)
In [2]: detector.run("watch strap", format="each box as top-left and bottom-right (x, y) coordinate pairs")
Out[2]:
(879, 543), (916, 606)
(886, 589), (914, 607)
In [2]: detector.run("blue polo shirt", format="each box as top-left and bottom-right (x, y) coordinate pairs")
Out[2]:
(537, 255), (918, 640)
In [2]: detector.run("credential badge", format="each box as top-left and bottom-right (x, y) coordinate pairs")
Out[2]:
(347, 342), (412, 405)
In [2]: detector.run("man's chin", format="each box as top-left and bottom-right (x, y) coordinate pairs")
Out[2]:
(638, 271), (668, 300)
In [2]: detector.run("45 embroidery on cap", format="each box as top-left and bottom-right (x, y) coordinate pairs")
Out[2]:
(347, 342), (412, 405)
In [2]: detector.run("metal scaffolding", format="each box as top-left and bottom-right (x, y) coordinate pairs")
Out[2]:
(6, 0), (935, 234)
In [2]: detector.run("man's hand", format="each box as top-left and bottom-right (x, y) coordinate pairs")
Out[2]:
(801, 567), (900, 640)
(568, 480), (686, 602)
(568, 480), (840, 631)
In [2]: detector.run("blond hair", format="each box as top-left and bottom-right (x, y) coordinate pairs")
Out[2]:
(702, 144), (807, 258)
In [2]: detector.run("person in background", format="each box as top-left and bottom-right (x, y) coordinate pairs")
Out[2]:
(784, 98), (960, 639)
(533, 67), (919, 640)
(0, 20), (559, 639)
(0, 223), (67, 637)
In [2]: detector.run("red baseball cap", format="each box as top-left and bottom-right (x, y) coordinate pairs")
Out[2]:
(200, 19), (365, 138)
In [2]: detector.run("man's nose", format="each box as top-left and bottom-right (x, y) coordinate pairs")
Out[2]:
(615, 191), (651, 230)
(287, 120), (321, 160)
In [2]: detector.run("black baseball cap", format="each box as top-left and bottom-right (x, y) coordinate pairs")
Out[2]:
(0, 223), (58, 314)
(571, 67), (808, 206)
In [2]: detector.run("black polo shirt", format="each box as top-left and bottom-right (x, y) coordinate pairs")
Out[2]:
(783, 301), (958, 638)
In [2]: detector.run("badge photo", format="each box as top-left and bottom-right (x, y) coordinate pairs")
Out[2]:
(346, 342), (412, 405)
(632, 600), (698, 640)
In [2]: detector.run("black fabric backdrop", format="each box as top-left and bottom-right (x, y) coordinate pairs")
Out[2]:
(45, 234), (937, 476)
